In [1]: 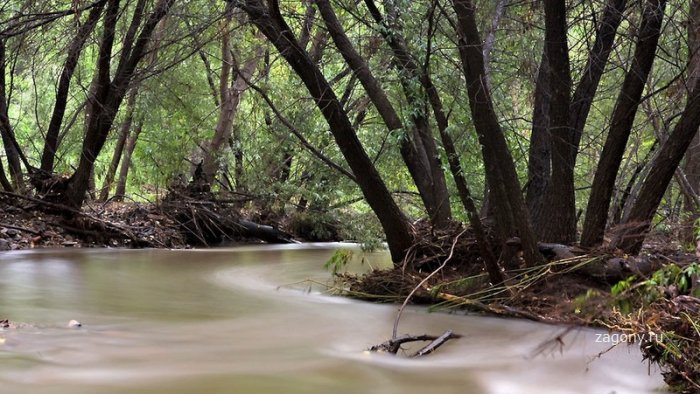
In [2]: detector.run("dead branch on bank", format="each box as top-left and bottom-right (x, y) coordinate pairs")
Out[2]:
(0, 190), (156, 247)
(393, 228), (467, 339)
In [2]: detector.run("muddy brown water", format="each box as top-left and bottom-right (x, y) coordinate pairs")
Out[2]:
(0, 245), (667, 393)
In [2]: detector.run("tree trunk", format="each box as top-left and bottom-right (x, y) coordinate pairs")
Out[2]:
(99, 88), (137, 201)
(529, 0), (627, 238)
(568, 0), (627, 163)
(114, 119), (143, 201)
(240, 0), (413, 262)
(0, 158), (11, 191)
(201, 8), (262, 183)
(65, 0), (176, 208)
(0, 39), (24, 190)
(581, 0), (666, 247)
(451, 0), (543, 266)
(681, 0), (700, 243)
(539, 0), (575, 244)
(40, 2), (105, 173)
(318, 0), (452, 229)
(614, 83), (700, 253)
(527, 51), (551, 236)
(357, 0), (453, 228)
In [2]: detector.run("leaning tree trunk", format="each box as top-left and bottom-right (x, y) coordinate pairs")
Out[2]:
(581, 0), (666, 247)
(364, 0), (453, 228)
(451, 0), (542, 266)
(239, 0), (413, 262)
(614, 82), (700, 253)
(319, 0), (452, 229)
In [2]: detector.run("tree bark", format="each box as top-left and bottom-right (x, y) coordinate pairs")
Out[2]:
(569, 0), (627, 162)
(114, 119), (143, 201)
(451, 0), (543, 266)
(527, 51), (551, 237)
(0, 157), (11, 191)
(539, 0), (575, 244)
(581, 0), (666, 247)
(239, 0), (413, 262)
(529, 0), (627, 238)
(681, 0), (700, 242)
(99, 87), (137, 201)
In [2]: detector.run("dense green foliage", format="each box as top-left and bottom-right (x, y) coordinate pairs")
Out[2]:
(0, 0), (698, 246)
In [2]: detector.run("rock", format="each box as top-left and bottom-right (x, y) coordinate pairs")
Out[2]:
(0, 239), (10, 251)
(62, 241), (78, 247)
(5, 229), (19, 237)
(67, 320), (82, 328)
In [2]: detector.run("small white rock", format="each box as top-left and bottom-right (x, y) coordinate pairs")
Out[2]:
(67, 320), (82, 328)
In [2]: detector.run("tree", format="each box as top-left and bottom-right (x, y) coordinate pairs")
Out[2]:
(581, 0), (667, 247)
(538, 0), (575, 244)
(451, 0), (542, 265)
(64, 0), (177, 208)
(39, 0), (106, 174)
(237, 0), (413, 261)
(317, 0), (453, 229)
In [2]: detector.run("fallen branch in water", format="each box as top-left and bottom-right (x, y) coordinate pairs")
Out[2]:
(368, 330), (463, 356)
(412, 330), (462, 357)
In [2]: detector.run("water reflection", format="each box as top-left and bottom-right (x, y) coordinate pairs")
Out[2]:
(0, 246), (666, 393)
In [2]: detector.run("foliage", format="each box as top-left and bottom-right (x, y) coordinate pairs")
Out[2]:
(324, 249), (354, 275)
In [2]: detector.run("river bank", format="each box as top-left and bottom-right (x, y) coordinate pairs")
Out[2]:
(1, 191), (698, 392)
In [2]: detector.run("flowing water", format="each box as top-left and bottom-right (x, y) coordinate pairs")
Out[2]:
(0, 245), (667, 393)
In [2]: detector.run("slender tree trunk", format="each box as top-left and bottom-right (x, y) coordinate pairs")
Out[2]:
(40, 1), (105, 173)
(581, 0), (666, 247)
(99, 88), (137, 201)
(318, 0), (452, 229)
(0, 159), (11, 191)
(611, 140), (658, 226)
(614, 83), (700, 253)
(362, 0), (453, 228)
(240, 0), (413, 262)
(114, 119), (143, 201)
(569, 0), (627, 162)
(451, 0), (542, 266)
(201, 10), (262, 182)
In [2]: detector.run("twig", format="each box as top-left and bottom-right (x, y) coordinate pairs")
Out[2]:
(0, 223), (41, 235)
(393, 228), (467, 339)
(411, 330), (462, 357)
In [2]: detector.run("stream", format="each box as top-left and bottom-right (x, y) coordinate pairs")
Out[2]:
(0, 245), (667, 393)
